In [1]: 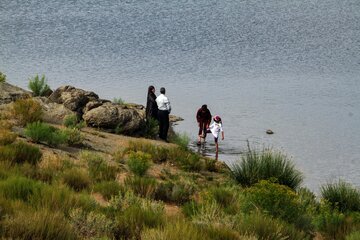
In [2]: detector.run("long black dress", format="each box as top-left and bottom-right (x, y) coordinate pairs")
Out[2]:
(145, 92), (158, 120)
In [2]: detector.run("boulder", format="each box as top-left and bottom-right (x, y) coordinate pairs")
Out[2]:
(49, 85), (99, 113)
(33, 97), (73, 124)
(83, 102), (145, 135)
(0, 82), (31, 104)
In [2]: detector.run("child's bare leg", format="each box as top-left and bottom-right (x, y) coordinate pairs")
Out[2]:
(215, 142), (219, 160)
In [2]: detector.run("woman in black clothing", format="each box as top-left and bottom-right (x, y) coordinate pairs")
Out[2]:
(145, 85), (158, 120)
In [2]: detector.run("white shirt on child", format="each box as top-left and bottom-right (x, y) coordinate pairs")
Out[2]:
(209, 122), (223, 138)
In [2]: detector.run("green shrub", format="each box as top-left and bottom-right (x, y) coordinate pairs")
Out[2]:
(346, 231), (360, 240)
(205, 186), (240, 214)
(169, 132), (190, 150)
(28, 74), (51, 96)
(93, 181), (122, 201)
(0, 71), (6, 83)
(205, 158), (217, 172)
(0, 129), (17, 145)
(235, 212), (310, 240)
(143, 117), (159, 138)
(30, 184), (97, 215)
(155, 181), (194, 204)
(125, 176), (157, 198)
(12, 98), (43, 126)
(114, 201), (164, 240)
(231, 147), (303, 190)
(125, 140), (171, 163)
(180, 153), (202, 172)
(69, 208), (114, 239)
(3, 208), (77, 240)
(62, 168), (91, 192)
(0, 141), (42, 165)
(25, 121), (67, 146)
(63, 114), (85, 129)
(86, 152), (118, 182)
(113, 97), (124, 105)
(182, 200), (201, 218)
(0, 176), (43, 201)
(127, 151), (152, 176)
(321, 181), (360, 213)
(242, 180), (312, 233)
(61, 128), (84, 146)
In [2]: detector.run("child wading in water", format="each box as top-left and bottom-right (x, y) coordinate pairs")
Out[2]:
(207, 115), (224, 160)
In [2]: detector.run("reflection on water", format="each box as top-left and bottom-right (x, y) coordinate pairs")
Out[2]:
(1, 0), (359, 192)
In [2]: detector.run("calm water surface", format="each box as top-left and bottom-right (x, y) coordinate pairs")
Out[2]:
(1, 0), (359, 192)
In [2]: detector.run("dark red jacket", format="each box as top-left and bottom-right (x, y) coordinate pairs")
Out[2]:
(196, 108), (211, 124)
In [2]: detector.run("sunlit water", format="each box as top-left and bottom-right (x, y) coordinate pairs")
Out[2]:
(1, 0), (359, 192)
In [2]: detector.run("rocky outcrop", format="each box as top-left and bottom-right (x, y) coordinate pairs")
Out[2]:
(0, 82), (31, 104)
(49, 86), (99, 113)
(83, 102), (145, 135)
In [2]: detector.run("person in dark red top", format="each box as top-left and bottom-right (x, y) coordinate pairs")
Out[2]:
(196, 104), (212, 145)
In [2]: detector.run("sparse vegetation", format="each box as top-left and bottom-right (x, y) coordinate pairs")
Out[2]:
(127, 151), (152, 176)
(113, 97), (125, 105)
(12, 98), (43, 126)
(1, 81), (360, 239)
(0, 71), (6, 83)
(63, 114), (85, 129)
(28, 74), (51, 96)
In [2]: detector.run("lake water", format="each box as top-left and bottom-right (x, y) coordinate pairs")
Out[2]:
(1, 0), (359, 192)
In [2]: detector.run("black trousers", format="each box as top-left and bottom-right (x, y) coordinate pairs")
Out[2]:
(158, 110), (169, 140)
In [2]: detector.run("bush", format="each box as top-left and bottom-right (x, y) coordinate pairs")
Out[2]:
(242, 180), (312, 233)
(86, 152), (118, 182)
(180, 153), (202, 172)
(231, 146), (303, 190)
(0, 176), (43, 201)
(205, 186), (240, 214)
(143, 117), (159, 139)
(93, 181), (122, 201)
(169, 132), (190, 150)
(63, 114), (85, 129)
(61, 128), (84, 146)
(127, 151), (152, 176)
(205, 158), (217, 172)
(321, 181), (360, 213)
(155, 181), (194, 204)
(28, 74), (51, 96)
(62, 168), (91, 192)
(125, 176), (157, 199)
(12, 98), (43, 126)
(30, 184), (98, 215)
(69, 208), (114, 239)
(235, 212), (310, 240)
(0, 71), (6, 83)
(113, 97), (125, 105)
(313, 203), (360, 240)
(346, 231), (360, 240)
(2, 208), (77, 240)
(0, 141), (42, 165)
(114, 201), (164, 239)
(25, 121), (67, 146)
(0, 129), (17, 145)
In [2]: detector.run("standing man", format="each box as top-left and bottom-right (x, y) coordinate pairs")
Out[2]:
(196, 104), (212, 145)
(156, 87), (171, 141)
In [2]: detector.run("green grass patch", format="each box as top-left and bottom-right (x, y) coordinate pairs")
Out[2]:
(321, 180), (360, 213)
(62, 168), (91, 192)
(231, 146), (303, 190)
(0, 176), (43, 202)
(127, 151), (152, 176)
(93, 181), (122, 201)
(0, 129), (17, 146)
(84, 152), (118, 182)
(63, 114), (86, 129)
(25, 121), (67, 146)
(125, 176), (157, 199)
(0, 141), (42, 165)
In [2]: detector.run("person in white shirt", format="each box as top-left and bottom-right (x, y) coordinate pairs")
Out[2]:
(207, 115), (224, 160)
(156, 87), (171, 141)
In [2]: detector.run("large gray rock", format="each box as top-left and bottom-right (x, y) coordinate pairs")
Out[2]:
(0, 82), (31, 104)
(49, 85), (99, 113)
(83, 102), (145, 134)
(33, 97), (73, 124)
